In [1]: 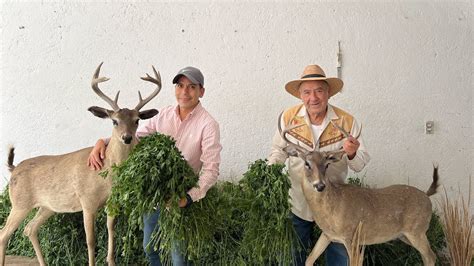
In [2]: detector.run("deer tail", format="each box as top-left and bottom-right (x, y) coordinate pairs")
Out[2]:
(7, 146), (15, 172)
(426, 163), (439, 196)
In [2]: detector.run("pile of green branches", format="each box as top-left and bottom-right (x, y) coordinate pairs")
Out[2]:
(105, 132), (200, 263)
(106, 132), (297, 265)
(238, 159), (297, 265)
(106, 133), (296, 265)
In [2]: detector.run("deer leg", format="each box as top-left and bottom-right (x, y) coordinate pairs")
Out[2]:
(23, 208), (54, 266)
(403, 233), (436, 266)
(0, 208), (30, 266)
(342, 241), (352, 265)
(106, 215), (116, 266)
(305, 233), (331, 266)
(83, 210), (97, 266)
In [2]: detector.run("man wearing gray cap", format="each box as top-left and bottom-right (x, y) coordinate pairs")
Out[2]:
(87, 66), (222, 265)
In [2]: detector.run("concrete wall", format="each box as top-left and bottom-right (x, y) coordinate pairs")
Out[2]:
(1, 1), (472, 209)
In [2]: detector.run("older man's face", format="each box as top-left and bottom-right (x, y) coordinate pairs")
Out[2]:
(299, 80), (329, 119)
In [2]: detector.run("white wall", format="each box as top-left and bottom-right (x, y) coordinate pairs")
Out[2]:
(1, 1), (472, 210)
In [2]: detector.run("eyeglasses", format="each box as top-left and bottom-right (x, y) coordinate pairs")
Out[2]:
(175, 83), (200, 90)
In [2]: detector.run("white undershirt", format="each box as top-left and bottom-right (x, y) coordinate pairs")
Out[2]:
(311, 124), (324, 145)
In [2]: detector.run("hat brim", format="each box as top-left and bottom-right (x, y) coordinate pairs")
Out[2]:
(285, 77), (343, 99)
(172, 74), (201, 85)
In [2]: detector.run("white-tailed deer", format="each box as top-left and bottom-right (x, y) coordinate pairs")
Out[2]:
(279, 115), (439, 266)
(0, 63), (162, 266)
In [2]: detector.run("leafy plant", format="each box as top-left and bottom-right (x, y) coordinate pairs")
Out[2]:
(106, 133), (199, 262)
(238, 159), (298, 265)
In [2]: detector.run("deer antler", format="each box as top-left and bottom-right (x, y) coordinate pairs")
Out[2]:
(91, 62), (120, 111)
(135, 65), (162, 111)
(278, 112), (311, 154)
(330, 116), (362, 140)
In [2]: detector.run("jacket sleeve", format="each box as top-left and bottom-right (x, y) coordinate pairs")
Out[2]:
(267, 114), (289, 165)
(346, 118), (370, 172)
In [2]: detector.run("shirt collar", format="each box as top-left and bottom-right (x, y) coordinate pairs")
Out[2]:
(173, 101), (203, 117)
(299, 104), (339, 130)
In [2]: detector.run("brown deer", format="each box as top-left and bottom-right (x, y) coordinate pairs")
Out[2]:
(0, 63), (162, 266)
(279, 116), (438, 266)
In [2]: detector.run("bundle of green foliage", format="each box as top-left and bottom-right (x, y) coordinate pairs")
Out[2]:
(238, 159), (298, 265)
(195, 182), (246, 265)
(177, 160), (297, 265)
(106, 133), (296, 265)
(106, 132), (202, 263)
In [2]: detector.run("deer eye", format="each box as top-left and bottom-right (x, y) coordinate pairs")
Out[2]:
(112, 120), (118, 126)
(327, 154), (339, 162)
(135, 119), (139, 125)
(304, 161), (311, 170)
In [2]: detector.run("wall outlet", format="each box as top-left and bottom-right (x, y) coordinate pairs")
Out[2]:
(425, 121), (434, 134)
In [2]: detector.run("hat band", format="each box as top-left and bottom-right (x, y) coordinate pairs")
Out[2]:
(301, 74), (325, 79)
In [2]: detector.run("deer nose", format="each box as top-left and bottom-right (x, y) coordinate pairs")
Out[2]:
(314, 182), (326, 192)
(122, 135), (132, 144)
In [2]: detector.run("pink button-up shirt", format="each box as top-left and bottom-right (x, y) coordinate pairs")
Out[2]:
(136, 102), (222, 201)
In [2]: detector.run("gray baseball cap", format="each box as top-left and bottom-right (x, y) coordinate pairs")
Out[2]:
(172, 66), (204, 86)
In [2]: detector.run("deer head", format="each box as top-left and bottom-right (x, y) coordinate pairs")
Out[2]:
(278, 113), (361, 192)
(88, 62), (161, 144)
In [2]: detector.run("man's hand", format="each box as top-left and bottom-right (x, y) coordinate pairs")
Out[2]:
(166, 195), (192, 209)
(343, 136), (360, 160)
(178, 198), (188, 208)
(179, 194), (193, 208)
(87, 139), (106, 170)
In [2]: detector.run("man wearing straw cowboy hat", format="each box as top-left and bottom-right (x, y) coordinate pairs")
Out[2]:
(268, 64), (370, 265)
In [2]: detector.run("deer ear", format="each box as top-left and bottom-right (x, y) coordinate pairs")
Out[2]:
(327, 149), (346, 161)
(283, 145), (300, 157)
(88, 106), (113, 119)
(139, 109), (159, 120)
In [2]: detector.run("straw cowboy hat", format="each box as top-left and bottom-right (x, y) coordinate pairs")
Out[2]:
(285, 65), (344, 99)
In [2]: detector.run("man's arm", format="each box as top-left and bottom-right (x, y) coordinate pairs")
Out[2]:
(88, 139), (107, 170)
(187, 121), (222, 202)
(345, 119), (370, 172)
(267, 114), (289, 165)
